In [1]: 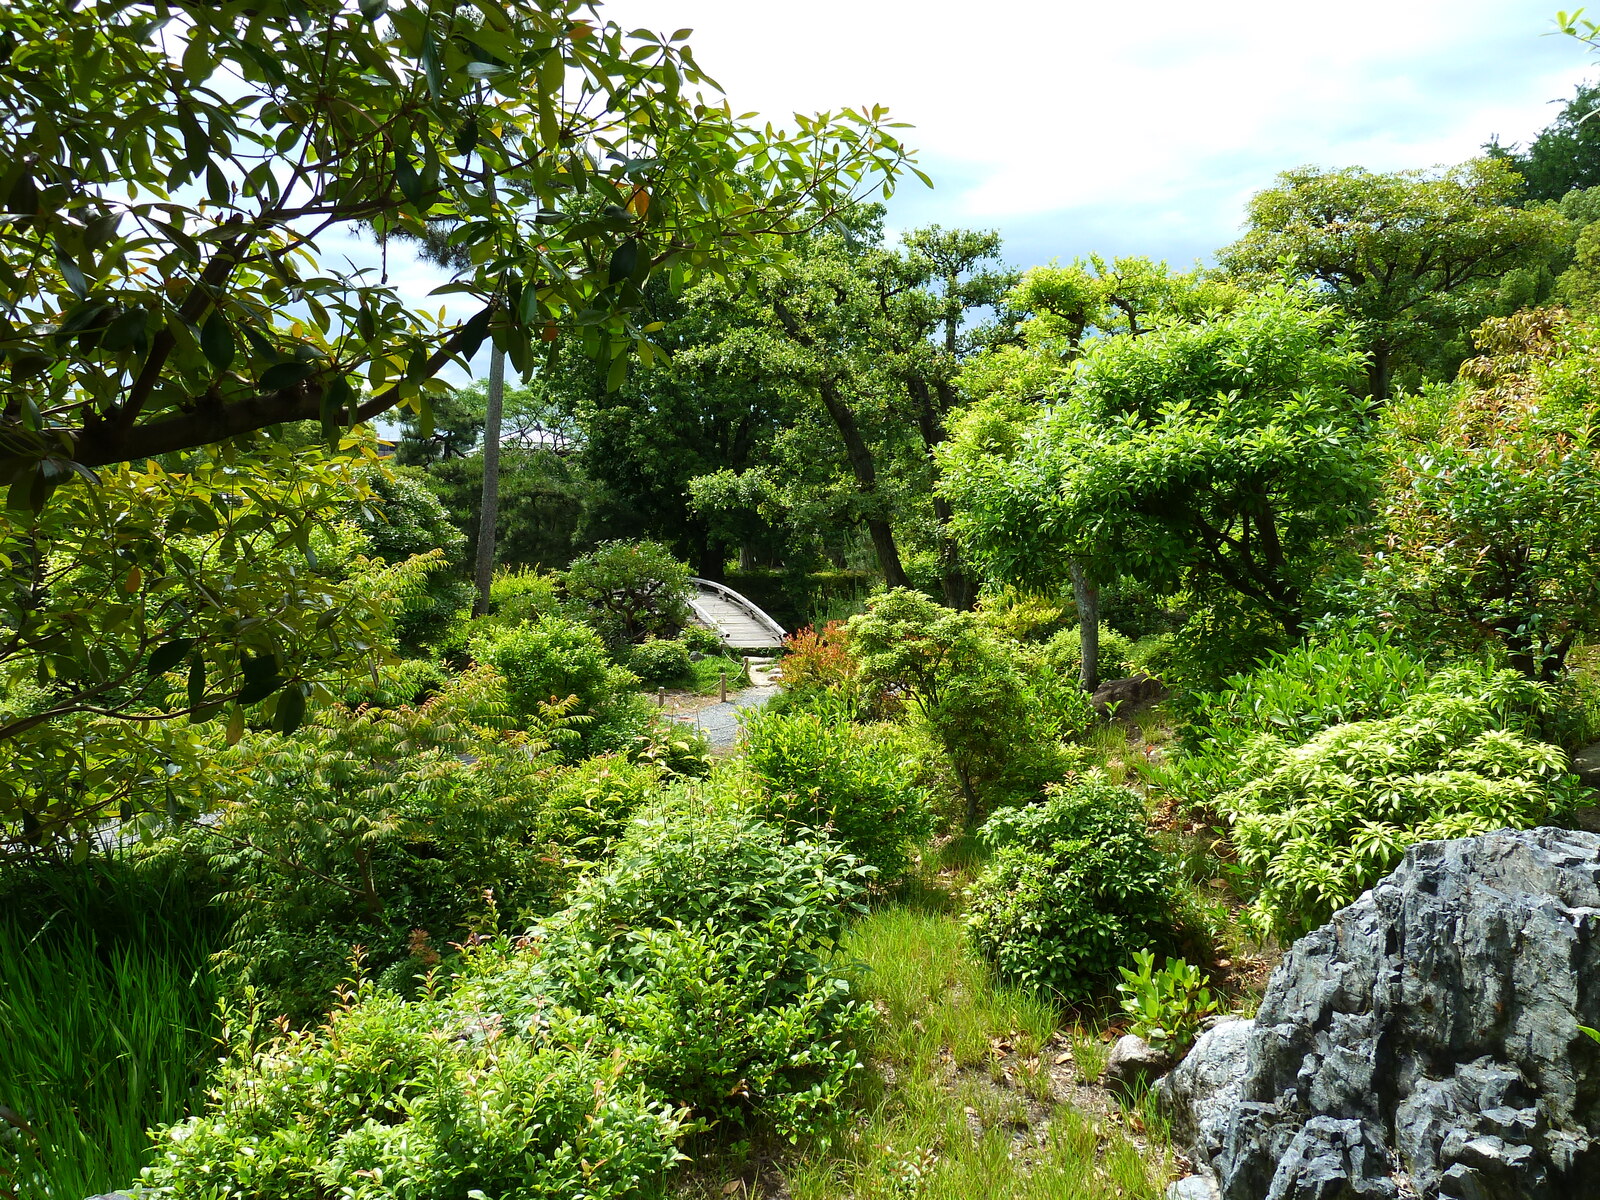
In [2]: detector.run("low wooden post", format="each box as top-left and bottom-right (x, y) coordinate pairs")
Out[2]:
(718, 669), (728, 702)
(657, 686), (665, 707)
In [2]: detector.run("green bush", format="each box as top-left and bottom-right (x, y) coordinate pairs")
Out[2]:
(538, 753), (666, 864)
(196, 667), (565, 1020)
(141, 983), (686, 1199)
(562, 540), (694, 651)
(849, 588), (1081, 826)
(347, 468), (474, 654)
(508, 803), (873, 1139)
(339, 655), (450, 709)
(629, 636), (693, 687)
(489, 565), (561, 623)
(681, 624), (724, 656)
(470, 616), (648, 758)
(1037, 623), (1137, 681)
(967, 777), (1174, 1003)
(1214, 665), (1585, 939)
(740, 706), (931, 881)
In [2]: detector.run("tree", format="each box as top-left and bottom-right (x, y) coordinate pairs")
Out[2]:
(941, 288), (1375, 641)
(1363, 308), (1600, 680)
(0, 444), (432, 843)
(0, 0), (918, 488)
(1220, 160), (1571, 398)
(560, 539), (693, 650)
(1487, 83), (1600, 202)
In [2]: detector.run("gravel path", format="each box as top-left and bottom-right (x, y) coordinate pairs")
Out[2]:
(664, 683), (780, 749)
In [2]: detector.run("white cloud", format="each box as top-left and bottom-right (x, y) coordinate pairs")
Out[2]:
(604, 0), (1593, 264)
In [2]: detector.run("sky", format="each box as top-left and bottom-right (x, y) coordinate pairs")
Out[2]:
(351, 0), (1598, 383)
(601, 0), (1593, 271)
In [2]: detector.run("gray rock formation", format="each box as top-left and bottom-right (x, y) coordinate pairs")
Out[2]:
(1105, 1032), (1172, 1093)
(1090, 673), (1167, 718)
(1161, 827), (1600, 1200)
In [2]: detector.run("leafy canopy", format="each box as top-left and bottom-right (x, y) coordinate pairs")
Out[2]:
(0, 0), (920, 491)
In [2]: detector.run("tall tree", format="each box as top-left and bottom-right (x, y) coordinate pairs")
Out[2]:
(1487, 83), (1600, 202)
(942, 287), (1375, 642)
(1220, 160), (1571, 399)
(0, 0), (917, 487)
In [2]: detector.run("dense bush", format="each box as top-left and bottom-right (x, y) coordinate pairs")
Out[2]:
(190, 668), (569, 1019)
(562, 540), (694, 650)
(489, 565), (562, 624)
(628, 636), (694, 687)
(1036, 623), (1137, 681)
(470, 616), (649, 757)
(967, 777), (1174, 1003)
(1213, 665), (1584, 938)
(538, 754), (666, 864)
(1179, 629), (1430, 754)
(347, 468), (474, 654)
(849, 589), (1084, 825)
(740, 706), (931, 881)
(142, 983), (686, 1199)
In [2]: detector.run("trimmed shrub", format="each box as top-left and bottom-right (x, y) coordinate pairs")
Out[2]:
(740, 706), (931, 881)
(629, 636), (693, 687)
(562, 540), (693, 650)
(470, 616), (647, 758)
(538, 754), (665, 863)
(967, 777), (1174, 1003)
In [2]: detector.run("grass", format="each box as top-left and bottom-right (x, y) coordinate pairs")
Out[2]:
(0, 855), (224, 1199)
(686, 653), (753, 696)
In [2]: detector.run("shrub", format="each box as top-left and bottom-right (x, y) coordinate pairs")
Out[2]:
(198, 668), (565, 1020)
(470, 616), (647, 758)
(849, 589), (1078, 826)
(681, 624), (724, 656)
(1215, 665), (1585, 939)
(629, 636), (693, 687)
(1181, 628), (1431, 752)
(538, 754), (666, 864)
(475, 804), (875, 1139)
(967, 777), (1174, 1003)
(347, 468), (473, 653)
(562, 540), (694, 650)
(1036, 623), (1137, 680)
(1116, 951), (1224, 1057)
(338, 655), (450, 709)
(779, 620), (860, 694)
(740, 706), (931, 881)
(489, 565), (561, 623)
(141, 983), (686, 1199)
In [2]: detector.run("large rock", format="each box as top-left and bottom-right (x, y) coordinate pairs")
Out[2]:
(1105, 1033), (1172, 1093)
(1162, 827), (1600, 1200)
(1091, 673), (1167, 718)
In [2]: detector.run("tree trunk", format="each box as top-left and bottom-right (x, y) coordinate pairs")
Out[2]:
(1070, 560), (1100, 692)
(815, 379), (909, 589)
(471, 345), (505, 617)
(1368, 341), (1393, 403)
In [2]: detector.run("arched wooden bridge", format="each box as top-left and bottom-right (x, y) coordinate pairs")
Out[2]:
(686, 577), (788, 653)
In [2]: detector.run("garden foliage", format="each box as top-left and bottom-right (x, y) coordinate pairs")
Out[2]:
(141, 804), (873, 1193)
(740, 706), (931, 880)
(1179, 661), (1585, 939)
(967, 777), (1174, 1003)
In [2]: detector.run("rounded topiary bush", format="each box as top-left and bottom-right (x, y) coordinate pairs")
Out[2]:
(967, 777), (1173, 1002)
(628, 636), (692, 687)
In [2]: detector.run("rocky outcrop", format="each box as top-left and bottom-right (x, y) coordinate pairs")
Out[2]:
(1105, 1033), (1172, 1094)
(1091, 673), (1167, 718)
(1161, 827), (1600, 1200)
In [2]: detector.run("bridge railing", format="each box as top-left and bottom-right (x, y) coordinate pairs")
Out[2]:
(685, 577), (788, 649)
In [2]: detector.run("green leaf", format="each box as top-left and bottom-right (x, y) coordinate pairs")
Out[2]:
(358, 0), (387, 20)
(259, 359), (314, 391)
(186, 652), (207, 715)
(273, 684), (307, 735)
(238, 655), (285, 705)
(100, 307), (150, 354)
(56, 247), (88, 299)
(420, 28), (442, 99)
(198, 307), (233, 369)
(147, 638), (194, 678)
(607, 238), (640, 287)
(455, 307), (493, 360)
(320, 375), (353, 446)
(453, 114), (479, 156)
